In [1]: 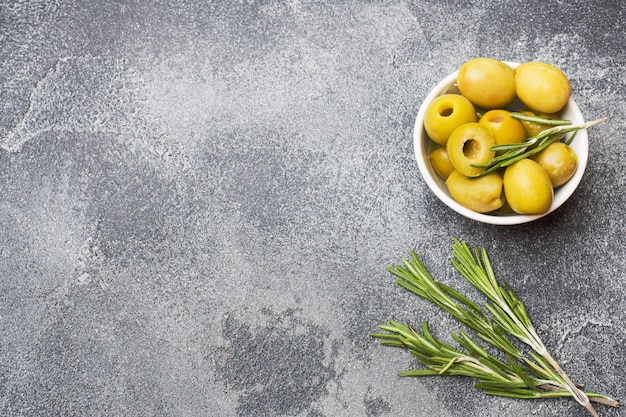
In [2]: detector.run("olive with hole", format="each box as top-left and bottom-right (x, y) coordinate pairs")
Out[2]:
(479, 109), (527, 150)
(424, 94), (476, 146)
(446, 123), (495, 177)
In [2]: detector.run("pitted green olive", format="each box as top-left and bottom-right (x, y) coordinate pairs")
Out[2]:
(446, 123), (495, 177)
(479, 109), (527, 150)
(424, 94), (477, 146)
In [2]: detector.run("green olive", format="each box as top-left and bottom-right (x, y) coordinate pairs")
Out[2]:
(478, 109), (527, 151)
(503, 159), (553, 214)
(532, 142), (578, 187)
(519, 109), (560, 137)
(496, 198), (514, 215)
(457, 58), (516, 109)
(515, 62), (571, 113)
(446, 123), (495, 177)
(424, 94), (477, 146)
(429, 147), (455, 179)
(446, 170), (504, 213)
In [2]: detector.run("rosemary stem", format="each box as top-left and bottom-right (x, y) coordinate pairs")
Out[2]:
(541, 350), (599, 417)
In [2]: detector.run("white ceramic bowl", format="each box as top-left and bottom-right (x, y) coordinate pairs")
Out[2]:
(414, 61), (588, 225)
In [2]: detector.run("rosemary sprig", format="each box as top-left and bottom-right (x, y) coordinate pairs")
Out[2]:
(471, 116), (607, 177)
(508, 112), (572, 126)
(371, 239), (620, 416)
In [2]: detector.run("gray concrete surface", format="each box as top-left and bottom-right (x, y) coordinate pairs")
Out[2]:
(1, 1), (625, 416)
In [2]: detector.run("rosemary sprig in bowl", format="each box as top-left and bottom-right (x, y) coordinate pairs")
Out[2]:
(371, 239), (620, 416)
(471, 113), (608, 177)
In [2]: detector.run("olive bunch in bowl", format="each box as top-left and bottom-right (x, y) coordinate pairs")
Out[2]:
(414, 58), (601, 225)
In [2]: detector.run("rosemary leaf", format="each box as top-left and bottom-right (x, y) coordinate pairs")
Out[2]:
(398, 369), (440, 377)
(510, 112), (572, 126)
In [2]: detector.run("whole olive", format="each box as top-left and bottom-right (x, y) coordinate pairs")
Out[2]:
(532, 142), (578, 187)
(429, 147), (455, 180)
(503, 159), (553, 215)
(518, 109), (560, 137)
(457, 58), (516, 109)
(515, 62), (571, 113)
(446, 170), (504, 213)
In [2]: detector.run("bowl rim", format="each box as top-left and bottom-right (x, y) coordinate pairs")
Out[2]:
(413, 61), (589, 225)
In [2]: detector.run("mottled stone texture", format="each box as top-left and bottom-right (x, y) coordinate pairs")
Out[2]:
(1, 1), (625, 416)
